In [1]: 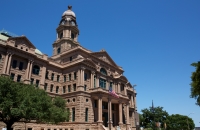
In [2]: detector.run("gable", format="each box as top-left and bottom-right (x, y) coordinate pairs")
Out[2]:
(8, 36), (36, 49)
(91, 51), (118, 67)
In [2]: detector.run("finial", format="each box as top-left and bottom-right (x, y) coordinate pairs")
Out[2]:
(68, 5), (72, 10)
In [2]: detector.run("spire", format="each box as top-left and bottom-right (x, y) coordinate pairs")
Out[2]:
(68, 5), (72, 10)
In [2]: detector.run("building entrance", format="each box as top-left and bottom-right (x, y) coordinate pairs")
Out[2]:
(102, 112), (108, 127)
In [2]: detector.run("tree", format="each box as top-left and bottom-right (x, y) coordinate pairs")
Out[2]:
(190, 61), (200, 106)
(140, 106), (168, 129)
(166, 114), (195, 130)
(0, 76), (69, 130)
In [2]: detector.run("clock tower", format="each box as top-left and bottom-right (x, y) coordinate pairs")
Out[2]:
(52, 6), (80, 55)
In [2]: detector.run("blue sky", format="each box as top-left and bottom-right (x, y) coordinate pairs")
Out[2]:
(1, 0), (200, 127)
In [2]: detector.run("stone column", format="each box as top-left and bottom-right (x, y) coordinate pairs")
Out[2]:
(90, 71), (94, 88)
(6, 53), (13, 74)
(24, 60), (31, 84)
(82, 68), (84, 85)
(2, 53), (9, 74)
(108, 98), (113, 127)
(131, 94), (134, 107)
(40, 65), (46, 88)
(96, 75), (99, 88)
(118, 102), (123, 127)
(78, 69), (81, 86)
(97, 96), (103, 124)
(28, 61), (33, 80)
(126, 103), (130, 130)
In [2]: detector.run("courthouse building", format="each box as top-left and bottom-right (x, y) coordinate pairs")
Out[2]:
(0, 6), (139, 130)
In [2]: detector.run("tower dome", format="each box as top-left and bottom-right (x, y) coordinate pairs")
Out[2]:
(62, 6), (76, 17)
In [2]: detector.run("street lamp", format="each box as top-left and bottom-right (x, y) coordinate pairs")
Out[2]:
(187, 113), (194, 130)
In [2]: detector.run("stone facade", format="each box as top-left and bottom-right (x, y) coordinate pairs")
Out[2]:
(0, 6), (139, 130)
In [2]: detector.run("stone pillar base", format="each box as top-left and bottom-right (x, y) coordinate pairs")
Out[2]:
(77, 85), (84, 91)
(1, 73), (9, 76)
(126, 124), (131, 130)
(24, 79), (30, 84)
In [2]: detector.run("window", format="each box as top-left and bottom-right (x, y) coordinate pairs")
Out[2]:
(12, 60), (17, 68)
(73, 98), (75, 102)
(10, 73), (15, 80)
(84, 85), (87, 91)
(73, 84), (76, 91)
(100, 68), (107, 75)
(28, 128), (32, 130)
(94, 100), (97, 108)
(110, 82), (113, 88)
(72, 108), (75, 121)
(68, 85), (71, 92)
(120, 84), (124, 91)
(85, 108), (88, 122)
(60, 32), (63, 39)
(69, 74), (71, 81)
(71, 33), (75, 40)
(45, 71), (49, 79)
(112, 104), (115, 110)
(94, 76), (96, 88)
(51, 73), (54, 81)
(74, 72), (76, 80)
(36, 80), (39, 87)
(17, 75), (21, 82)
(86, 99), (88, 102)
(56, 86), (59, 93)
(99, 78), (106, 89)
(66, 108), (70, 122)
(19, 62), (23, 70)
(63, 86), (66, 93)
(57, 47), (61, 54)
(44, 83), (47, 91)
(0, 54), (2, 62)
(57, 75), (60, 82)
(64, 75), (66, 82)
(70, 56), (72, 61)
(84, 73), (87, 81)
(31, 78), (34, 85)
(50, 85), (53, 92)
(102, 101), (108, 109)
(32, 65), (40, 75)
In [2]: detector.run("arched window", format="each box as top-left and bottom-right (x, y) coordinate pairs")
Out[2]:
(100, 68), (107, 75)
(57, 47), (61, 54)
(59, 32), (63, 39)
(32, 65), (40, 75)
(56, 86), (59, 93)
(71, 33), (75, 40)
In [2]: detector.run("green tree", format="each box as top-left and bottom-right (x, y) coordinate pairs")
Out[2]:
(166, 114), (195, 130)
(140, 106), (168, 129)
(0, 76), (69, 130)
(190, 61), (200, 106)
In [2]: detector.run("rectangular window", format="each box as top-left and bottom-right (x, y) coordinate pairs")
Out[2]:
(74, 72), (76, 80)
(31, 78), (34, 85)
(10, 73), (15, 80)
(94, 100), (97, 108)
(12, 60), (17, 68)
(84, 85), (87, 91)
(36, 80), (39, 87)
(57, 75), (60, 82)
(28, 128), (32, 130)
(102, 101), (108, 109)
(99, 78), (106, 89)
(73, 84), (76, 91)
(110, 82), (113, 88)
(84, 73), (87, 81)
(64, 75), (66, 82)
(72, 108), (75, 121)
(69, 74), (71, 81)
(44, 83), (47, 91)
(17, 75), (21, 82)
(50, 85), (53, 92)
(112, 104), (115, 110)
(19, 62), (23, 70)
(45, 71), (48, 79)
(120, 84), (124, 91)
(85, 108), (88, 122)
(68, 85), (71, 92)
(70, 56), (72, 61)
(51, 73), (54, 81)
(63, 86), (66, 93)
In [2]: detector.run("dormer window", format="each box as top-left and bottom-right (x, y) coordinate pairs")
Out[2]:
(57, 47), (61, 54)
(59, 32), (63, 39)
(71, 33), (75, 40)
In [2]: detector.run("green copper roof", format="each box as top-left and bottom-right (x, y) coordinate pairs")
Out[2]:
(35, 49), (43, 55)
(0, 34), (9, 41)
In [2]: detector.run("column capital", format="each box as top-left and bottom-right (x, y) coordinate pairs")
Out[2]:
(80, 66), (85, 70)
(91, 70), (95, 74)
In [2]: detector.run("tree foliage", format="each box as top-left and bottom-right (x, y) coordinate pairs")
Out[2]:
(190, 61), (200, 106)
(140, 106), (168, 129)
(166, 114), (195, 130)
(0, 76), (69, 130)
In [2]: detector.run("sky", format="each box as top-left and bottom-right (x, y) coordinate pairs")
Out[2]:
(1, 0), (200, 127)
